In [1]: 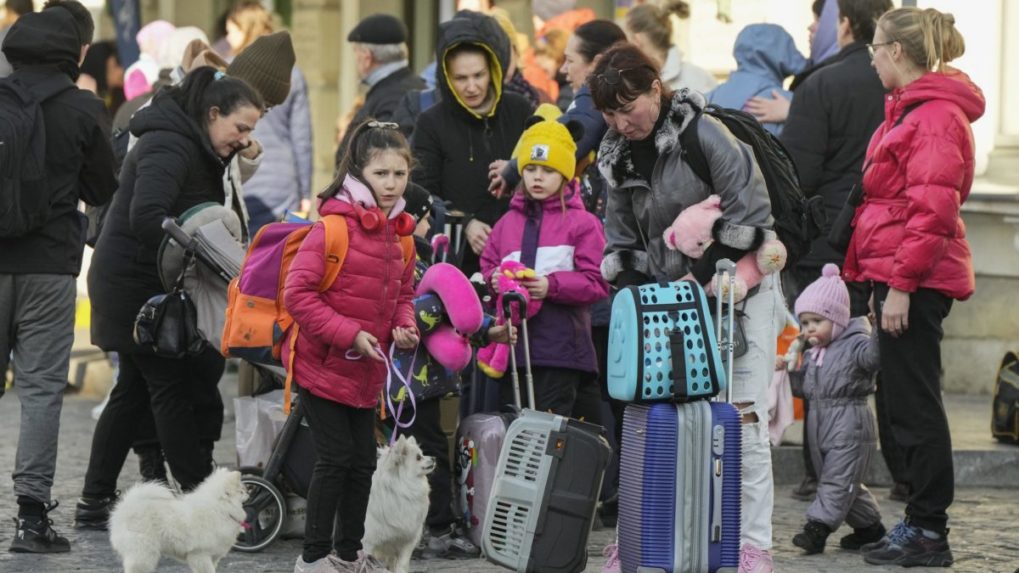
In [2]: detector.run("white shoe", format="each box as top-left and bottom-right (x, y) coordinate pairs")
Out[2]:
(295, 555), (344, 573)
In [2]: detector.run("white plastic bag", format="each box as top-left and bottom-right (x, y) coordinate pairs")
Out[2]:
(281, 493), (307, 539)
(234, 390), (287, 468)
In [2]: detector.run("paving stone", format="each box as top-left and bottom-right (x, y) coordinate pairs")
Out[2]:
(1, 381), (1016, 572)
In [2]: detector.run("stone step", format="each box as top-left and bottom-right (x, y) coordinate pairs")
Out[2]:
(772, 393), (1019, 487)
(771, 444), (1019, 487)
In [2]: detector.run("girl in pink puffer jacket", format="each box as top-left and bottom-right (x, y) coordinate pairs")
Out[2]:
(284, 121), (418, 572)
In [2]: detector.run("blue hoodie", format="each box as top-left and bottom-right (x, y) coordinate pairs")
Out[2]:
(811, 0), (840, 65)
(708, 24), (807, 135)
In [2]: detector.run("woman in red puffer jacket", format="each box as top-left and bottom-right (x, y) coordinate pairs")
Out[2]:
(845, 7), (984, 568)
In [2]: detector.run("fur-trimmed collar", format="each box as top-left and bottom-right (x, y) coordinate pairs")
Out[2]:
(597, 88), (707, 190)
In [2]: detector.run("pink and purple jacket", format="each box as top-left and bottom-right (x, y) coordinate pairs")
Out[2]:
(282, 176), (416, 408)
(480, 181), (609, 374)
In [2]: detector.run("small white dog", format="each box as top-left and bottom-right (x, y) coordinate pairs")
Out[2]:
(109, 468), (249, 573)
(362, 435), (435, 573)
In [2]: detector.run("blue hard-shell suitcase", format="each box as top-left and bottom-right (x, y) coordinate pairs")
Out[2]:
(607, 280), (726, 402)
(618, 401), (741, 573)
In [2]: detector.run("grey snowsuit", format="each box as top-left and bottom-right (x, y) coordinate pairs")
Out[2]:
(792, 317), (882, 530)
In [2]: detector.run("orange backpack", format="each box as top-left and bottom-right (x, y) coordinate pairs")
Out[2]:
(222, 214), (413, 412)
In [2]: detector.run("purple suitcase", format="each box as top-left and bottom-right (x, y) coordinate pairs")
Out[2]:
(454, 353), (513, 547)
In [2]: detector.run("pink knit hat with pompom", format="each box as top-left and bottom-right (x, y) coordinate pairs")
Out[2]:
(794, 263), (851, 341)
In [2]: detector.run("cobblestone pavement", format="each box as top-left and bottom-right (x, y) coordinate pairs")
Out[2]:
(1, 384), (1017, 572)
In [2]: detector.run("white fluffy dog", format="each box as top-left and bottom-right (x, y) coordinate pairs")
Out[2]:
(363, 435), (436, 573)
(109, 468), (248, 573)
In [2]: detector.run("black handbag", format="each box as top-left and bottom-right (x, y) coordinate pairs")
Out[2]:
(719, 305), (749, 360)
(133, 250), (206, 358)
(827, 184), (865, 253)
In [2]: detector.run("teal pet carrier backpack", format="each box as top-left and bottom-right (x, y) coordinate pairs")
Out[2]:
(607, 280), (726, 402)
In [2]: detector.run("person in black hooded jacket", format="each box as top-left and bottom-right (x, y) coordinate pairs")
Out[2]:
(412, 11), (532, 277)
(777, 0), (893, 506)
(780, 0), (891, 305)
(73, 67), (264, 530)
(0, 4), (117, 553)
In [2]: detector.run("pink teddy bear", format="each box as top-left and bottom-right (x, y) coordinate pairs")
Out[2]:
(477, 261), (542, 379)
(663, 195), (787, 302)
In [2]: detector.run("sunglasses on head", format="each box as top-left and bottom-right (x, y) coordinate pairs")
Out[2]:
(594, 67), (632, 86)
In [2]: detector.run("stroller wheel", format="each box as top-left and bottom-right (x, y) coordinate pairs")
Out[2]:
(234, 474), (286, 552)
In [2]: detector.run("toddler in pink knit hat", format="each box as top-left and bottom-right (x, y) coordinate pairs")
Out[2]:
(784, 263), (885, 555)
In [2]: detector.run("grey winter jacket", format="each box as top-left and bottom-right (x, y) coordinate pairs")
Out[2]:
(598, 89), (772, 285)
(794, 316), (882, 528)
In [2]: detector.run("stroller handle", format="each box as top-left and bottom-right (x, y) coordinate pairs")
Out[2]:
(160, 217), (234, 284)
(162, 217), (194, 248)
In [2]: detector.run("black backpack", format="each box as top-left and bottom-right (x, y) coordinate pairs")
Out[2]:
(992, 351), (1019, 445)
(0, 74), (75, 238)
(679, 104), (825, 268)
(84, 127), (130, 247)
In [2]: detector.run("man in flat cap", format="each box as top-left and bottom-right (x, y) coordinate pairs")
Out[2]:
(335, 13), (424, 166)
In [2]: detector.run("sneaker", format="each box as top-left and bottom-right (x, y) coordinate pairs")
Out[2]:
(792, 520), (831, 555)
(354, 551), (392, 572)
(324, 551), (390, 573)
(860, 519), (908, 553)
(888, 482), (909, 502)
(791, 475), (818, 501)
(73, 493), (118, 530)
(421, 524), (480, 559)
(295, 555), (344, 573)
(739, 544), (774, 573)
(601, 542), (621, 573)
(863, 522), (954, 567)
(9, 502), (70, 554)
(839, 521), (886, 551)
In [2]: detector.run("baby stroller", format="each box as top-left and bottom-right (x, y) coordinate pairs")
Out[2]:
(160, 209), (314, 552)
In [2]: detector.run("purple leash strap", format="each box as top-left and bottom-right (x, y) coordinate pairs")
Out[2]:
(385, 342), (418, 446)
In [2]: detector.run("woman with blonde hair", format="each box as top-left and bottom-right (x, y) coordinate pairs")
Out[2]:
(225, 0), (313, 234)
(623, 0), (716, 94)
(844, 7), (984, 567)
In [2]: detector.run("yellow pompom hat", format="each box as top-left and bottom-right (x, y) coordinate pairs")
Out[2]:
(512, 103), (578, 182)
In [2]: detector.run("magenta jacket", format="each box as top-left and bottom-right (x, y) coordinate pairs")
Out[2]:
(480, 181), (609, 374)
(282, 176), (416, 408)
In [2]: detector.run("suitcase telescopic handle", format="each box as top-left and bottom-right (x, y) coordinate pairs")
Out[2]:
(715, 258), (737, 404)
(502, 290), (527, 319)
(500, 291), (536, 410)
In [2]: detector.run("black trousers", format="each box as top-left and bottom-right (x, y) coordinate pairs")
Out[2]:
(300, 387), (376, 563)
(82, 348), (224, 496)
(498, 366), (583, 416)
(875, 372), (909, 484)
(572, 326), (606, 427)
(393, 397), (456, 532)
(873, 283), (954, 533)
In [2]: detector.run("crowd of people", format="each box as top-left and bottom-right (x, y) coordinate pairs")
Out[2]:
(0, 1), (985, 572)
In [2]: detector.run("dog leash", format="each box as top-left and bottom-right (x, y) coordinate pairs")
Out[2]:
(384, 343), (418, 446)
(344, 343), (418, 445)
